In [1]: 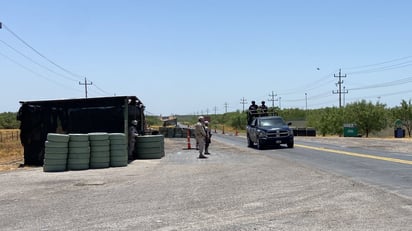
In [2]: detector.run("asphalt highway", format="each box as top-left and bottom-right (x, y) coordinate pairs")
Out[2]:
(214, 133), (412, 198)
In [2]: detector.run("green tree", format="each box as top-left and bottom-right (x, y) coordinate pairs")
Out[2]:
(345, 100), (388, 137)
(145, 115), (163, 127)
(0, 112), (20, 129)
(307, 107), (343, 136)
(279, 108), (306, 121)
(391, 99), (412, 137)
(229, 111), (247, 130)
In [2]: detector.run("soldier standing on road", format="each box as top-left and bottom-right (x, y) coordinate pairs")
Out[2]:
(204, 121), (212, 155)
(128, 120), (139, 160)
(195, 116), (208, 159)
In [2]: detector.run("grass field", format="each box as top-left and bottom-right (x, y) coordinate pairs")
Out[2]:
(0, 129), (23, 171)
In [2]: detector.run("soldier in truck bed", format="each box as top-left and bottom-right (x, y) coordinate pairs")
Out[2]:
(248, 101), (259, 124)
(249, 101), (258, 114)
(259, 101), (268, 116)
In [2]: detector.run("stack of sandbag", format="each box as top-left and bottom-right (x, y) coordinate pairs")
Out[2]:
(89, 132), (110, 169)
(67, 134), (90, 171)
(135, 135), (165, 159)
(109, 133), (128, 167)
(43, 133), (70, 172)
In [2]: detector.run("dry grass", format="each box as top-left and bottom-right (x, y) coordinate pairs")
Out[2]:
(0, 129), (23, 172)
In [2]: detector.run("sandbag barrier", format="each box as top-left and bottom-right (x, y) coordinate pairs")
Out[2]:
(109, 133), (128, 167)
(292, 128), (317, 137)
(67, 134), (90, 171)
(159, 127), (195, 138)
(135, 135), (164, 159)
(44, 133), (164, 172)
(43, 133), (128, 172)
(43, 133), (70, 172)
(89, 133), (111, 169)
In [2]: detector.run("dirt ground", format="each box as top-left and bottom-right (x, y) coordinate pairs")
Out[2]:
(0, 140), (23, 172)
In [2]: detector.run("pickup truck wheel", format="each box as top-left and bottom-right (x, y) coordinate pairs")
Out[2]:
(287, 141), (294, 148)
(247, 135), (253, 148)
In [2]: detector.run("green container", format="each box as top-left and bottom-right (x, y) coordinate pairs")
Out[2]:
(343, 124), (358, 137)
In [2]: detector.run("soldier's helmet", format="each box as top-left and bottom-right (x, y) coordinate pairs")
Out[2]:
(131, 120), (138, 125)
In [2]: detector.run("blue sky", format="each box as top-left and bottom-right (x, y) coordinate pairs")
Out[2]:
(1, 0), (412, 115)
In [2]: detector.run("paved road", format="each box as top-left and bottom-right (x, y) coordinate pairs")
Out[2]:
(1, 137), (412, 230)
(213, 133), (412, 198)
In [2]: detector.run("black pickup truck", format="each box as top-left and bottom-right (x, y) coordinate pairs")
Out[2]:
(246, 116), (294, 149)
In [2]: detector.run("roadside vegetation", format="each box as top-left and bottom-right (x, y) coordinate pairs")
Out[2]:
(177, 99), (412, 138)
(1, 99), (412, 169)
(0, 129), (23, 171)
(1, 99), (412, 138)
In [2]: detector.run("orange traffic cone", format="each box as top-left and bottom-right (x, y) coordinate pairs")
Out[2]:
(186, 129), (191, 149)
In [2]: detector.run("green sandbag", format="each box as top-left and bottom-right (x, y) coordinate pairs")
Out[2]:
(45, 141), (68, 148)
(45, 147), (68, 154)
(69, 134), (89, 142)
(69, 141), (90, 148)
(43, 164), (66, 172)
(47, 133), (70, 143)
(88, 132), (109, 141)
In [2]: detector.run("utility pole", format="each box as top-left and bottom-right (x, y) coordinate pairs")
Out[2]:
(79, 77), (93, 98)
(268, 91), (277, 108)
(224, 102), (228, 113)
(343, 86), (346, 106)
(305, 93), (308, 111)
(332, 69), (348, 108)
(240, 97), (248, 112)
(213, 106), (218, 116)
(278, 97), (282, 109)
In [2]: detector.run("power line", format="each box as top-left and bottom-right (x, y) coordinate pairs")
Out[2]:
(79, 77), (93, 98)
(223, 102), (228, 113)
(267, 91), (277, 108)
(348, 76), (412, 91)
(332, 69), (348, 108)
(93, 83), (113, 96)
(0, 39), (79, 82)
(213, 106), (218, 116)
(343, 55), (412, 70)
(347, 61), (412, 75)
(0, 50), (82, 92)
(0, 21), (112, 97)
(240, 97), (247, 112)
(2, 23), (83, 80)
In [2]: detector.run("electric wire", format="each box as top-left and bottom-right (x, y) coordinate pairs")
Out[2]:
(0, 50), (82, 92)
(348, 76), (412, 91)
(343, 55), (412, 70)
(1, 22), (112, 97)
(91, 83), (113, 96)
(0, 39), (79, 82)
(2, 23), (84, 80)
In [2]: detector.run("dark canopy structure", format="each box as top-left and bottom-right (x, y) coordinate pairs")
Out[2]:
(17, 96), (145, 166)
